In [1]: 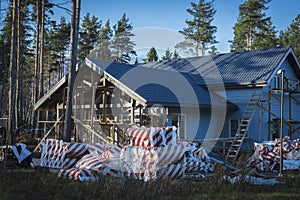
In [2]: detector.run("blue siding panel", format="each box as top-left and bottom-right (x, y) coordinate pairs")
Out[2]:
(225, 57), (300, 142)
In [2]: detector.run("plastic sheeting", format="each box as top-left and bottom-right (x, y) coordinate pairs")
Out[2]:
(247, 137), (300, 172)
(11, 143), (31, 164)
(39, 138), (213, 181)
(37, 126), (214, 182)
(224, 175), (279, 185)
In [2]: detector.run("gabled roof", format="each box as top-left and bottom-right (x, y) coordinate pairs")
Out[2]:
(139, 46), (300, 87)
(34, 76), (67, 111)
(35, 46), (298, 111)
(34, 64), (80, 111)
(87, 59), (232, 108)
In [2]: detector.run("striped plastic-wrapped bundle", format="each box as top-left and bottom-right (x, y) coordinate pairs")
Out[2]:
(40, 139), (66, 168)
(185, 161), (204, 173)
(86, 143), (107, 154)
(127, 126), (165, 148)
(40, 140), (88, 169)
(162, 126), (177, 146)
(156, 163), (185, 180)
(120, 146), (158, 181)
(76, 152), (108, 171)
(183, 146), (213, 174)
(185, 161), (213, 174)
(191, 147), (209, 162)
(58, 168), (97, 181)
(64, 142), (88, 158)
(120, 142), (189, 181)
(75, 144), (123, 177)
(156, 142), (188, 169)
(62, 158), (81, 169)
(62, 142), (88, 169)
(247, 138), (300, 172)
(104, 144), (123, 157)
(291, 139), (300, 150)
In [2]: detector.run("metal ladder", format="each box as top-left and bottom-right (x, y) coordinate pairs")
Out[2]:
(226, 90), (262, 161)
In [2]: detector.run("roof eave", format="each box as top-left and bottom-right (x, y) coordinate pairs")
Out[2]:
(34, 75), (67, 110)
(85, 58), (148, 107)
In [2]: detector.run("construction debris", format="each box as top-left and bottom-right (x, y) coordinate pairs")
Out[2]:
(247, 136), (300, 172)
(223, 175), (279, 185)
(36, 126), (214, 182)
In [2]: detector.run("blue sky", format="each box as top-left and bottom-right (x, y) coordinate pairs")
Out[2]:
(75, 0), (299, 54)
(1, 0), (298, 55)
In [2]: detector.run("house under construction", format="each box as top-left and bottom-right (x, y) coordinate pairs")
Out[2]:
(34, 46), (300, 159)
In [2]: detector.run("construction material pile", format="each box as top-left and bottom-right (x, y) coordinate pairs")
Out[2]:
(247, 136), (300, 172)
(38, 126), (214, 182)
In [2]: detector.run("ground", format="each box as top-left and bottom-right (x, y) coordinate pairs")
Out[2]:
(0, 167), (299, 200)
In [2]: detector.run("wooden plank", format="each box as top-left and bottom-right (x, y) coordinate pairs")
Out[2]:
(72, 116), (110, 144)
(33, 115), (64, 152)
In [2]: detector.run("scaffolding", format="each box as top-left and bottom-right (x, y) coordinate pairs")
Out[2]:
(266, 75), (300, 140)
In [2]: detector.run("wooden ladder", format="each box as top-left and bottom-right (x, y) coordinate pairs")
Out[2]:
(226, 90), (262, 161)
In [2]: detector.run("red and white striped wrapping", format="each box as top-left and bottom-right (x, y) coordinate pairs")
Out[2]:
(127, 126), (165, 148)
(62, 158), (80, 169)
(76, 152), (108, 171)
(58, 168), (97, 181)
(40, 139), (66, 168)
(75, 144), (123, 175)
(40, 140), (88, 169)
(48, 139), (214, 181)
(162, 126), (177, 146)
(185, 161), (213, 174)
(291, 140), (300, 150)
(247, 138), (300, 172)
(104, 144), (123, 157)
(85, 143), (107, 154)
(156, 163), (185, 180)
(150, 128), (165, 148)
(156, 142), (188, 169)
(120, 146), (158, 181)
(191, 147), (209, 162)
(120, 142), (191, 181)
(64, 142), (88, 158)
(185, 161), (204, 173)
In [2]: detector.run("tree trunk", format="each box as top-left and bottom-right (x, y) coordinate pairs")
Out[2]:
(15, 0), (20, 130)
(64, 0), (81, 142)
(7, 0), (18, 145)
(37, 0), (45, 133)
(39, 0), (45, 99)
(201, 42), (205, 56)
(32, 0), (41, 137)
(195, 40), (199, 57)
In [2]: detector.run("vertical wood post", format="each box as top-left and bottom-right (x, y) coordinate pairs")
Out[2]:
(267, 87), (271, 140)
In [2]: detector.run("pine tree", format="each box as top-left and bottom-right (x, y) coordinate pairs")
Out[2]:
(172, 49), (179, 59)
(179, 0), (217, 56)
(111, 13), (136, 64)
(1, 0), (40, 133)
(78, 13), (101, 61)
(255, 19), (278, 49)
(64, 0), (81, 142)
(7, 0), (18, 144)
(279, 14), (300, 61)
(90, 19), (113, 61)
(208, 45), (218, 55)
(143, 47), (159, 62)
(162, 48), (173, 60)
(31, 0), (56, 136)
(49, 17), (71, 79)
(230, 0), (277, 51)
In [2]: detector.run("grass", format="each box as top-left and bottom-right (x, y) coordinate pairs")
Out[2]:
(0, 167), (300, 200)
